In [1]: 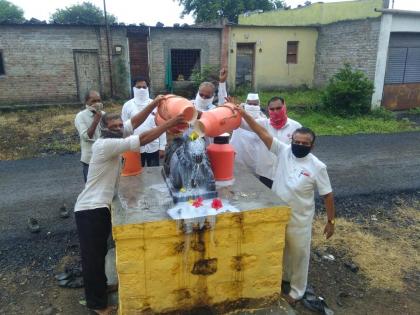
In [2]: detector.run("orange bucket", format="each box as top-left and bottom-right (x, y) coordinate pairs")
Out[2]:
(158, 95), (197, 122)
(154, 112), (189, 134)
(194, 102), (241, 137)
(121, 151), (143, 176)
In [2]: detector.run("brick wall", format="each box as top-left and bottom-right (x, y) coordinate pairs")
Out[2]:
(149, 28), (222, 94)
(314, 18), (381, 87)
(0, 25), (129, 106)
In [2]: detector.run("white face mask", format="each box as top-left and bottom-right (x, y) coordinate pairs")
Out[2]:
(244, 104), (261, 119)
(133, 87), (149, 104)
(195, 93), (214, 111)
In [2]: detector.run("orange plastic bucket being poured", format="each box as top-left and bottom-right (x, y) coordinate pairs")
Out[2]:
(194, 102), (241, 137)
(121, 151), (143, 176)
(155, 95), (196, 134)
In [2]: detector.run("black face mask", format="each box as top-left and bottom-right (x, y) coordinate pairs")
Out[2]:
(291, 143), (311, 158)
(101, 128), (124, 138)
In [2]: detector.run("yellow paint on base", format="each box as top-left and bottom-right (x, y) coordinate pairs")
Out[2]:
(113, 206), (290, 315)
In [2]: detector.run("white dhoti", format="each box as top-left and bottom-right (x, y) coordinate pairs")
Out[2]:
(282, 225), (312, 300)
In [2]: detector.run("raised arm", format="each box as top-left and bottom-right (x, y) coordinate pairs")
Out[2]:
(234, 104), (273, 150)
(130, 95), (164, 130)
(140, 114), (185, 146)
(217, 68), (228, 106)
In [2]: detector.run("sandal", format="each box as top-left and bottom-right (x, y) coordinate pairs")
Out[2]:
(58, 276), (84, 288)
(302, 287), (334, 315)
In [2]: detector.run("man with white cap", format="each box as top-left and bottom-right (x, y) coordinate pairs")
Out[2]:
(230, 93), (266, 173)
(239, 96), (302, 189)
(121, 76), (166, 166)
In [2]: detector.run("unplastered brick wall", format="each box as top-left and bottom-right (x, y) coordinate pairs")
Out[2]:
(149, 28), (222, 93)
(314, 18), (381, 87)
(0, 25), (128, 106)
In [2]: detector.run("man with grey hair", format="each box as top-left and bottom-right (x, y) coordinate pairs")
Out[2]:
(192, 68), (228, 112)
(74, 95), (185, 315)
(74, 90), (105, 182)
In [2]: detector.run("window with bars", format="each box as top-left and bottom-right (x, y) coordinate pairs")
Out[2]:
(171, 49), (201, 81)
(0, 51), (5, 75)
(286, 41), (298, 64)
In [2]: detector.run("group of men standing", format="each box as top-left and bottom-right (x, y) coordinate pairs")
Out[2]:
(73, 68), (335, 314)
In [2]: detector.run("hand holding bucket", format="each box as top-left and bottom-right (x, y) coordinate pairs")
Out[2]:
(155, 95), (197, 134)
(193, 102), (242, 137)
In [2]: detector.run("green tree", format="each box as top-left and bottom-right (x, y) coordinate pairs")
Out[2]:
(50, 2), (117, 25)
(176, 0), (288, 23)
(322, 64), (374, 116)
(0, 0), (25, 23)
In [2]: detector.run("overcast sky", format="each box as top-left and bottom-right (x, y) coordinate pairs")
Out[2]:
(9, 0), (420, 25)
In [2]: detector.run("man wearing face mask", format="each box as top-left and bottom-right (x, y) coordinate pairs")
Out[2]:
(230, 93), (266, 173)
(74, 96), (185, 315)
(75, 90), (105, 182)
(192, 68), (228, 113)
(236, 104), (336, 307)
(121, 76), (166, 167)
(239, 96), (301, 189)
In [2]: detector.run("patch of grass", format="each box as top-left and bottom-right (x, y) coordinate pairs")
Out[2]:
(232, 89), (419, 135)
(312, 203), (420, 291)
(0, 102), (123, 160)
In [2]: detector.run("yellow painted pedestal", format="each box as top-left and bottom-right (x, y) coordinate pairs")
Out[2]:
(112, 166), (290, 314)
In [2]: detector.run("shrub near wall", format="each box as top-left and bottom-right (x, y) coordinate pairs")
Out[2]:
(322, 64), (374, 116)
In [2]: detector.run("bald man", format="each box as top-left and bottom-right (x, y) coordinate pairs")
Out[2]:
(192, 68), (228, 112)
(75, 90), (105, 182)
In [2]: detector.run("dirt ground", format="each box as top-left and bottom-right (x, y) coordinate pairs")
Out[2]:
(0, 191), (418, 315)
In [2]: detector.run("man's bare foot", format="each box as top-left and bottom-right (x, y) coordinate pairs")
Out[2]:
(91, 305), (117, 315)
(281, 293), (299, 307)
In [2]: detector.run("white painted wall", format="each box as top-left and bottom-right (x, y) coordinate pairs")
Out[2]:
(391, 15), (420, 32)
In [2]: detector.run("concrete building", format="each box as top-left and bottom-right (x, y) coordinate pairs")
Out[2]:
(372, 9), (420, 109)
(0, 24), (130, 106)
(225, 25), (318, 90)
(148, 26), (223, 96)
(234, 0), (420, 110)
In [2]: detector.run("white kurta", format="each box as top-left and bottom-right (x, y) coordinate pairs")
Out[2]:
(241, 117), (302, 180)
(270, 138), (332, 300)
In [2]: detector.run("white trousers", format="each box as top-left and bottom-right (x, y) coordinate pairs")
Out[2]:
(282, 225), (312, 300)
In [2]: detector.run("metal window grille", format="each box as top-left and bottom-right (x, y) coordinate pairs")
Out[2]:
(171, 49), (201, 81)
(0, 52), (5, 75)
(287, 41), (298, 64)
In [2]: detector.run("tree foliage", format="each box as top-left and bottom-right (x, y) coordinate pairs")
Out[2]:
(0, 0), (25, 24)
(177, 0), (288, 23)
(322, 64), (374, 116)
(50, 2), (117, 25)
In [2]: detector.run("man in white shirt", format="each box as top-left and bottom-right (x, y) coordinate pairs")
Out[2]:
(74, 90), (105, 182)
(236, 105), (336, 306)
(230, 93), (266, 173)
(121, 76), (166, 166)
(240, 96), (302, 188)
(74, 96), (184, 315)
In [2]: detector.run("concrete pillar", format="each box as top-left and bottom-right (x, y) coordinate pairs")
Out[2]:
(371, 14), (392, 109)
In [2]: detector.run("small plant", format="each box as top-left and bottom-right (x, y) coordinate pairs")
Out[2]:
(190, 65), (219, 91)
(322, 64), (374, 116)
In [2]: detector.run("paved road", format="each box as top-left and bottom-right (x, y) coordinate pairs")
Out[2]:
(1, 131), (419, 241)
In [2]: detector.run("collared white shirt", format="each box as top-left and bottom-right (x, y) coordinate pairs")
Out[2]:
(270, 138), (332, 227)
(121, 98), (166, 153)
(74, 108), (104, 164)
(230, 111), (266, 173)
(241, 117), (302, 179)
(74, 120), (139, 212)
